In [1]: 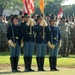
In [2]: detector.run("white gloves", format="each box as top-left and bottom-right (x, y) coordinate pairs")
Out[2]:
(21, 40), (24, 48)
(58, 40), (61, 49)
(8, 40), (16, 48)
(48, 41), (55, 50)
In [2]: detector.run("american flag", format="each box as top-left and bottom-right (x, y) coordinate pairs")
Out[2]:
(57, 7), (63, 20)
(57, 7), (63, 25)
(22, 0), (34, 14)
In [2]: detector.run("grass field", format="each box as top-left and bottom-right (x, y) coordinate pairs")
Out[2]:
(0, 52), (75, 67)
(0, 52), (75, 75)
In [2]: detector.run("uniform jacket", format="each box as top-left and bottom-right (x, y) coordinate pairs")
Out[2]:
(58, 22), (70, 38)
(45, 25), (61, 44)
(34, 24), (47, 43)
(21, 22), (35, 42)
(7, 24), (22, 45)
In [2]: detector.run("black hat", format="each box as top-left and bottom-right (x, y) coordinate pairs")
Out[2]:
(32, 14), (36, 18)
(19, 11), (23, 15)
(61, 15), (66, 19)
(50, 15), (56, 21)
(22, 16), (24, 18)
(37, 15), (42, 20)
(65, 15), (68, 18)
(12, 15), (18, 20)
(46, 13), (49, 17)
(24, 13), (29, 18)
(11, 15), (18, 23)
(69, 15), (72, 18)
(10, 14), (13, 18)
(40, 13), (43, 17)
(36, 15), (42, 22)
(0, 14), (2, 17)
(70, 14), (74, 18)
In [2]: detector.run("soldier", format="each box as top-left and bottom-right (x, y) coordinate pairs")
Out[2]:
(70, 24), (75, 53)
(45, 13), (50, 25)
(8, 14), (13, 26)
(58, 16), (70, 57)
(7, 15), (22, 72)
(34, 15), (47, 71)
(2, 15), (9, 51)
(45, 15), (61, 71)
(21, 13), (35, 72)
(32, 14), (37, 22)
(0, 14), (6, 52)
(2, 15), (8, 24)
(69, 16), (75, 54)
(21, 16), (25, 22)
(18, 11), (24, 25)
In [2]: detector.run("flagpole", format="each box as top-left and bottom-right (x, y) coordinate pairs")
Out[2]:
(22, 0), (34, 35)
(39, 0), (45, 39)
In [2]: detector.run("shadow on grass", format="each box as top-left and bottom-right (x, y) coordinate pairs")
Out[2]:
(0, 70), (54, 74)
(0, 52), (9, 56)
(0, 71), (13, 74)
(0, 71), (26, 74)
(0, 52), (75, 58)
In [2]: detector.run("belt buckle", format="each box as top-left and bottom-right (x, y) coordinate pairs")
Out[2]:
(15, 37), (18, 39)
(54, 38), (57, 40)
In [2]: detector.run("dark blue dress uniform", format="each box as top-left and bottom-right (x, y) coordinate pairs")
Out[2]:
(45, 25), (61, 71)
(7, 23), (22, 72)
(34, 23), (47, 71)
(21, 21), (34, 72)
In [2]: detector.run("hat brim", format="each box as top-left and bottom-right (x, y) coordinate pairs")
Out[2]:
(13, 17), (19, 19)
(24, 16), (30, 18)
(50, 19), (57, 21)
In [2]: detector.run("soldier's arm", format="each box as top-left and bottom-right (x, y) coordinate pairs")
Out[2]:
(7, 26), (16, 48)
(7, 26), (12, 40)
(58, 27), (62, 48)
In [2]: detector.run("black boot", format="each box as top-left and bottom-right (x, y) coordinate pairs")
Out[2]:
(49, 57), (54, 71)
(41, 57), (45, 71)
(53, 57), (59, 71)
(10, 57), (16, 72)
(28, 57), (34, 71)
(14, 57), (20, 72)
(36, 57), (42, 71)
(24, 57), (29, 72)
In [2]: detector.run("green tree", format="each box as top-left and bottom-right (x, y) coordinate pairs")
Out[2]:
(34, 0), (66, 14)
(0, 0), (66, 14)
(0, 0), (22, 14)
(63, 4), (75, 15)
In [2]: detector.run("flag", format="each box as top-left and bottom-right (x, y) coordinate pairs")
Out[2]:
(22, 0), (34, 14)
(57, 7), (63, 25)
(40, 0), (44, 13)
(57, 7), (63, 20)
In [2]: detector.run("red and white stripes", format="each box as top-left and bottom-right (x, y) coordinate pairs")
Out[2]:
(57, 7), (63, 20)
(22, 0), (34, 14)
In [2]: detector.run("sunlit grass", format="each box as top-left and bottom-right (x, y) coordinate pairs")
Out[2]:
(0, 52), (75, 67)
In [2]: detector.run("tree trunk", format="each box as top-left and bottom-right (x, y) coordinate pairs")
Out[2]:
(0, 4), (5, 15)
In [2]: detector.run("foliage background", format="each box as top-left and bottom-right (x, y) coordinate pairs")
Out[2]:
(0, 0), (75, 15)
